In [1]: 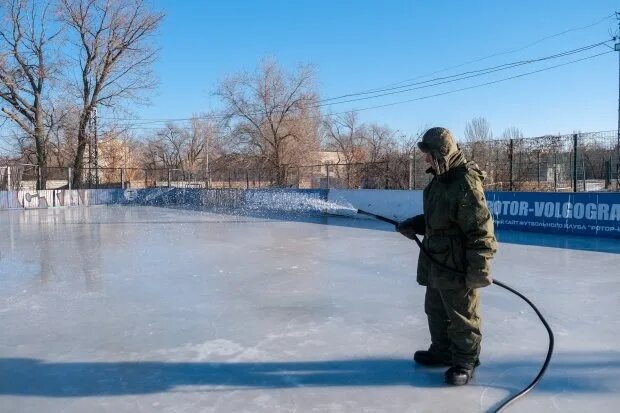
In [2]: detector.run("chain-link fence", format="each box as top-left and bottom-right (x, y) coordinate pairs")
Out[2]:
(0, 164), (40, 190)
(0, 163), (398, 191)
(2, 130), (618, 192)
(459, 130), (619, 192)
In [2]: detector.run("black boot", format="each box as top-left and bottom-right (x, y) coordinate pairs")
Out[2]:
(413, 350), (451, 366)
(444, 365), (475, 385)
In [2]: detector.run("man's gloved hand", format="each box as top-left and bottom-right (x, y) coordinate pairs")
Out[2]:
(397, 214), (426, 239)
(466, 275), (492, 289)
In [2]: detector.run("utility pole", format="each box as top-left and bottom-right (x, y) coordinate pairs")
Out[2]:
(205, 131), (210, 189)
(87, 106), (98, 187)
(93, 106), (98, 186)
(616, 12), (620, 189)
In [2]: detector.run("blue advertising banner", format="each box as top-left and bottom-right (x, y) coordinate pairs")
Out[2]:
(485, 191), (620, 238)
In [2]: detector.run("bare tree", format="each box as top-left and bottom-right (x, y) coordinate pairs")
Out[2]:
(399, 125), (429, 156)
(47, 104), (78, 167)
(501, 126), (524, 140)
(360, 123), (398, 188)
(0, 0), (61, 188)
(463, 116), (493, 167)
(363, 123), (397, 163)
(216, 58), (319, 186)
(184, 116), (221, 175)
(322, 111), (365, 164)
(321, 111), (367, 188)
(143, 123), (184, 169)
(60, 0), (163, 187)
(464, 117), (493, 142)
(142, 116), (220, 174)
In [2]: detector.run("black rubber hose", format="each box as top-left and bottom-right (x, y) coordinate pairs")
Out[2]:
(356, 209), (554, 413)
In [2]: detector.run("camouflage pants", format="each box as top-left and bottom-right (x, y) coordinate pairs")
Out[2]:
(424, 286), (481, 368)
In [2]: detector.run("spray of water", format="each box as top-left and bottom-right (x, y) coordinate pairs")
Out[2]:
(134, 188), (360, 218)
(243, 191), (358, 216)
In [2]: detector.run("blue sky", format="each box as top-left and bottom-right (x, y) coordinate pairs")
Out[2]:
(138, 0), (619, 139)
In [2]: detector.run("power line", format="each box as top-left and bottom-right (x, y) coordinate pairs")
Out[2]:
(334, 51), (613, 116)
(374, 13), (616, 91)
(315, 40), (612, 106)
(97, 39), (613, 127)
(101, 14), (615, 124)
(615, 11), (620, 188)
(92, 50), (613, 131)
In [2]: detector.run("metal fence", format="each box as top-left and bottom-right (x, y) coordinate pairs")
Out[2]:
(458, 130), (619, 192)
(2, 130), (618, 192)
(0, 163), (400, 191)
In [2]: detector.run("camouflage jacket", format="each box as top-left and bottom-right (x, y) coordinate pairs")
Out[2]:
(416, 159), (497, 289)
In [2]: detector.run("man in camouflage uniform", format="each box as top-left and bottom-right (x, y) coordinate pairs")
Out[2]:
(398, 127), (497, 386)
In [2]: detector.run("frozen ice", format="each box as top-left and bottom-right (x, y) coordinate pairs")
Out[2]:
(1, 206), (619, 412)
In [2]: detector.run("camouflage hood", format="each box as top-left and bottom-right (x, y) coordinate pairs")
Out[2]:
(418, 127), (466, 176)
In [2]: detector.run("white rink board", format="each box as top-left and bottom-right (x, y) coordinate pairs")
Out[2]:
(328, 189), (423, 221)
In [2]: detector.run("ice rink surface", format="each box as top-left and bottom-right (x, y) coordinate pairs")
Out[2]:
(1, 205), (619, 413)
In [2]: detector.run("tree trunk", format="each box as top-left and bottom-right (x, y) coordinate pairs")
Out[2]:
(72, 114), (90, 188)
(34, 138), (47, 190)
(272, 139), (285, 187)
(34, 101), (47, 190)
(273, 157), (287, 187)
